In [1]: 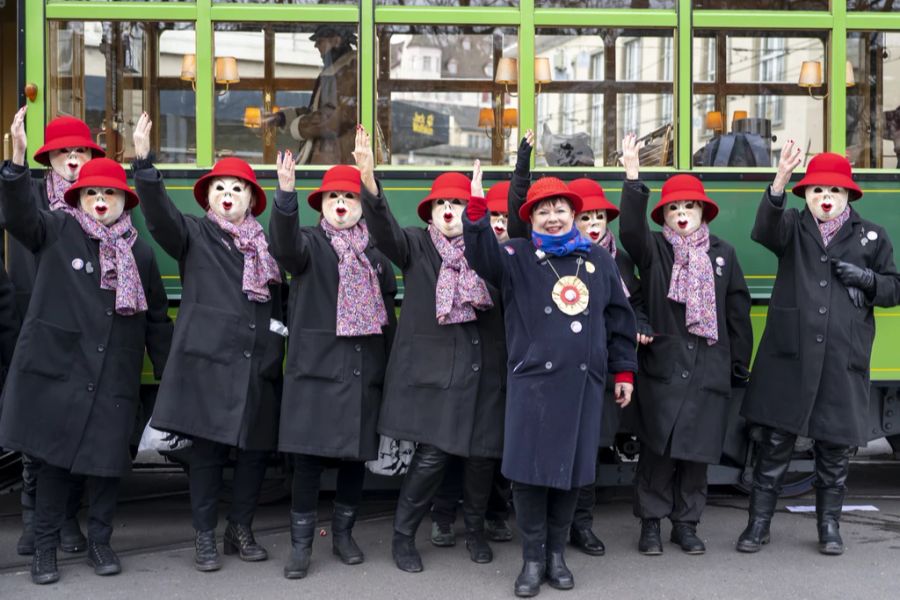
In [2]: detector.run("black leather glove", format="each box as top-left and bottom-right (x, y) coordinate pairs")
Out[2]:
(846, 286), (867, 309)
(636, 321), (654, 338)
(514, 137), (533, 175)
(731, 364), (751, 389)
(831, 258), (875, 295)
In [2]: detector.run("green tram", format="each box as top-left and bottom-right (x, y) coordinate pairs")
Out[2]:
(1, 1), (900, 495)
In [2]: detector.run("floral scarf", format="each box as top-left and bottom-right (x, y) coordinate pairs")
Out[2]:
(817, 206), (851, 247)
(46, 171), (74, 213)
(427, 224), (493, 325)
(207, 211), (282, 303)
(662, 223), (717, 345)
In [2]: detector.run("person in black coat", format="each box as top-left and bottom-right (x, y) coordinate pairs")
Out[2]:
(269, 152), (396, 579)
(0, 263), (18, 390)
(131, 114), (286, 573)
(3, 107), (104, 557)
(355, 126), (506, 574)
(0, 156), (172, 585)
(463, 167), (637, 597)
(738, 145), (900, 556)
(618, 133), (753, 557)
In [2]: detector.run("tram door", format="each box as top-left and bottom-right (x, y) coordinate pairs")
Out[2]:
(1, 0), (19, 159)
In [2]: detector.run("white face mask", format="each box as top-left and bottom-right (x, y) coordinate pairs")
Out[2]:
(321, 190), (362, 230)
(80, 187), (125, 226)
(663, 200), (704, 237)
(431, 198), (466, 238)
(576, 209), (608, 244)
(208, 176), (253, 224)
(490, 212), (509, 243)
(49, 147), (90, 182)
(805, 185), (849, 223)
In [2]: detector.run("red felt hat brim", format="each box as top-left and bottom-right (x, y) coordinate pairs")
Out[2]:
(650, 194), (719, 226)
(792, 173), (863, 201)
(577, 196), (620, 222)
(193, 170), (267, 216)
(63, 176), (140, 210)
(417, 186), (471, 223)
(519, 190), (583, 223)
(486, 198), (508, 214)
(308, 179), (362, 212)
(34, 136), (106, 167)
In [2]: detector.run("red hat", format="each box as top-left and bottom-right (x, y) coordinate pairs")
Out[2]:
(63, 158), (139, 210)
(650, 174), (719, 225)
(485, 181), (510, 214)
(568, 178), (619, 221)
(792, 152), (863, 201)
(417, 172), (472, 223)
(34, 116), (105, 166)
(518, 177), (583, 223)
(308, 165), (361, 212)
(193, 157), (267, 216)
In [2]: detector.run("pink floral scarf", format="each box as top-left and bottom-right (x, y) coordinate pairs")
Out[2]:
(598, 229), (631, 299)
(46, 171), (74, 212)
(207, 211), (282, 303)
(817, 206), (851, 247)
(662, 223), (717, 345)
(321, 219), (388, 337)
(427, 224), (493, 325)
(71, 210), (148, 315)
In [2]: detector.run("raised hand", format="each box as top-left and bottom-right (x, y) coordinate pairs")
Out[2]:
(133, 112), (152, 160)
(352, 125), (377, 195)
(772, 139), (803, 195)
(10, 106), (27, 166)
(471, 159), (484, 198)
(621, 133), (642, 181)
(515, 129), (534, 174)
(276, 150), (296, 193)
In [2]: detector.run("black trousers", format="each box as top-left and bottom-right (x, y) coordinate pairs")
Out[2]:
(34, 464), (118, 550)
(753, 427), (852, 495)
(22, 453), (84, 518)
(572, 485), (596, 530)
(291, 453), (366, 513)
(512, 482), (580, 560)
(189, 438), (269, 532)
(633, 446), (708, 523)
(431, 457), (510, 526)
(394, 443), (495, 537)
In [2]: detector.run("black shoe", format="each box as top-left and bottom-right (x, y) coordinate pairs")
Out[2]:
(31, 547), (60, 585)
(514, 560), (546, 598)
(816, 487), (846, 556)
(284, 511), (316, 579)
(569, 526), (605, 556)
(392, 532), (423, 573)
(87, 539), (121, 576)
(465, 532), (493, 564)
(60, 517), (87, 553)
(332, 503), (364, 565)
(736, 519), (771, 553)
(638, 519), (663, 555)
(194, 529), (222, 572)
(818, 520), (844, 555)
(224, 522), (268, 562)
(17, 508), (35, 556)
(545, 551), (574, 590)
(671, 522), (706, 555)
(485, 518), (513, 542)
(430, 521), (456, 547)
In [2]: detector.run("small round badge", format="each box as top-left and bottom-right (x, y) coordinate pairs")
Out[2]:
(585, 261), (596, 274)
(867, 231), (878, 241)
(505, 245), (516, 255)
(570, 321), (583, 334)
(71, 258), (84, 271)
(716, 256), (725, 266)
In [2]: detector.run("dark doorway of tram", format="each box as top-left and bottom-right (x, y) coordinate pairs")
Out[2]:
(0, 0), (21, 148)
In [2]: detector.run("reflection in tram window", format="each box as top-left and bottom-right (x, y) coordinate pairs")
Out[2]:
(535, 0), (674, 7)
(48, 21), (196, 163)
(693, 0), (827, 9)
(847, 31), (900, 168)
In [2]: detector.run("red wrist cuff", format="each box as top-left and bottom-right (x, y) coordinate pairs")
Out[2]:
(614, 372), (634, 385)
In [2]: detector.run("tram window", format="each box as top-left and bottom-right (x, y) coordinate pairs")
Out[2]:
(377, 1), (518, 5)
(213, 1), (355, 4)
(48, 21), (196, 164)
(848, 1), (900, 9)
(534, 1), (674, 7)
(533, 28), (674, 168)
(375, 25), (519, 167)
(847, 32), (900, 169)
(691, 31), (826, 168)
(213, 22), (358, 165)
(692, 1), (828, 8)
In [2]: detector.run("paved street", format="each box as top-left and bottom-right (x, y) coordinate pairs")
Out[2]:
(1, 459), (899, 599)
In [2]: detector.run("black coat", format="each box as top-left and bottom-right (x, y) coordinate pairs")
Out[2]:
(742, 189), (900, 446)
(1, 167), (48, 320)
(0, 163), (172, 477)
(0, 264), (19, 389)
(361, 182), (506, 459)
(463, 213), (638, 489)
(134, 166), (285, 451)
(620, 180), (753, 464)
(269, 190), (396, 460)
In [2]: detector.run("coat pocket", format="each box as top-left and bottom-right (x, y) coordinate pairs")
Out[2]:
(764, 306), (800, 359)
(182, 305), (239, 365)
(19, 319), (81, 381)
(848, 320), (875, 373)
(407, 334), (455, 389)
(290, 329), (345, 382)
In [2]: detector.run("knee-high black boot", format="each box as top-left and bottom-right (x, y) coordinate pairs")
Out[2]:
(814, 442), (852, 556)
(737, 427), (795, 553)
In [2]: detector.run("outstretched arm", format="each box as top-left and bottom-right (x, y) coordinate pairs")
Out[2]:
(268, 150), (314, 275)
(618, 133), (654, 270)
(507, 130), (534, 240)
(751, 139), (803, 256)
(463, 161), (507, 289)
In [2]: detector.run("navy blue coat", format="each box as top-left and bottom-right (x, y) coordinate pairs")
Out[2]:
(463, 213), (638, 490)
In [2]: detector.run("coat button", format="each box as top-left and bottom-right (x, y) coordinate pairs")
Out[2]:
(249, 322), (256, 330)
(818, 306), (828, 315)
(816, 334), (824, 343)
(243, 350), (252, 358)
(583, 309), (590, 316)
(819, 280), (828, 288)
(687, 342), (695, 350)
(97, 344), (105, 353)
(820, 254), (828, 262)
(545, 361), (553, 370)
(681, 370), (690, 379)
(579, 363), (587, 371)
(87, 383), (95, 392)
(353, 368), (361, 377)
(472, 338), (480, 345)
(105, 308), (114, 317)
(354, 344), (362, 352)
(544, 306), (552, 315)
(472, 364), (480, 372)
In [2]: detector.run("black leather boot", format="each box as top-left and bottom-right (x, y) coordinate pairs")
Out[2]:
(465, 532), (493, 564)
(638, 518), (662, 555)
(671, 522), (705, 554)
(284, 511), (316, 579)
(514, 560), (546, 598)
(332, 503), (364, 565)
(87, 539), (122, 576)
(224, 522), (268, 562)
(736, 487), (778, 553)
(392, 531), (423, 573)
(17, 508), (35, 556)
(430, 521), (456, 547)
(194, 529), (221, 572)
(31, 547), (60, 585)
(816, 488), (845, 555)
(60, 517), (87, 553)
(545, 551), (574, 590)
(569, 526), (605, 556)
(485, 518), (513, 542)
